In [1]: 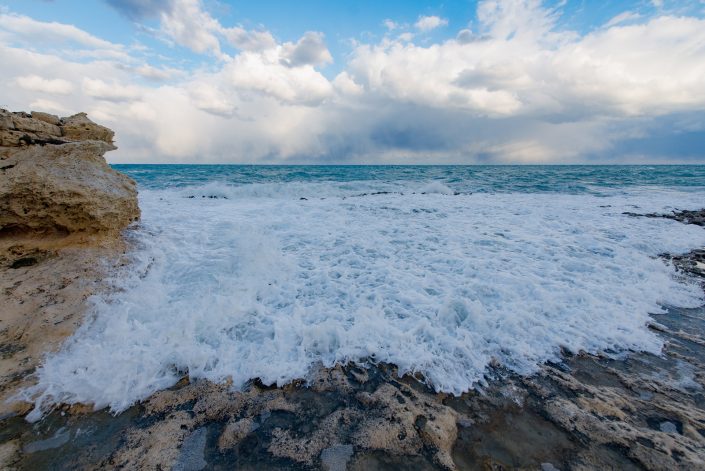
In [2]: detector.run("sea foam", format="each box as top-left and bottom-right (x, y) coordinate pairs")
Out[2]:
(21, 182), (705, 420)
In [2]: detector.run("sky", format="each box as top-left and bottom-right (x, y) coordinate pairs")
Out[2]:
(1, 0), (704, 164)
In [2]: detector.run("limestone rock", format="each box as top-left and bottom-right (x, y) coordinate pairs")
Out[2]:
(31, 111), (61, 126)
(60, 112), (114, 143)
(0, 109), (117, 160)
(11, 114), (61, 136)
(0, 140), (139, 236)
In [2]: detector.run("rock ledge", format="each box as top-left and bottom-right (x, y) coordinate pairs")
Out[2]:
(0, 109), (139, 242)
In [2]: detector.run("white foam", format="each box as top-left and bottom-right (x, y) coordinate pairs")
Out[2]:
(20, 183), (705, 420)
(419, 181), (455, 194)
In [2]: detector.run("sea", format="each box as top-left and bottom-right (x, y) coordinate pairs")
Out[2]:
(22, 165), (705, 419)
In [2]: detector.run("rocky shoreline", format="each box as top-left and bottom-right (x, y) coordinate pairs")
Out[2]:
(1, 296), (704, 470)
(1, 111), (704, 469)
(1, 223), (703, 471)
(0, 109), (139, 420)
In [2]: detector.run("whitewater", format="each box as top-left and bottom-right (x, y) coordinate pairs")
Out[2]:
(22, 165), (705, 419)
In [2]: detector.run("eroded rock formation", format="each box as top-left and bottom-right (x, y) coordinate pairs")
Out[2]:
(0, 109), (139, 241)
(0, 109), (139, 419)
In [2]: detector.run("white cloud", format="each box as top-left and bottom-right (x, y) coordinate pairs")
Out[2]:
(29, 99), (68, 114)
(281, 32), (333, 67)
(224, 49), (333, 105)
(333, 72), (364, 96)
(15, 75), (74, 95)
(383, 19), (398, 31)
(456, 29), (475, 44)
(414, 15), (449, 32)
(157, 0), (222, 55)
(604, 11), (642, 28)
(1, 1), (705, 165)
(133, 64), (182, 81)
(83, 78), (142, 102)
(0, 12), (122, 51)
(221, 27), (276, 52)
(188, 83), (236, 117)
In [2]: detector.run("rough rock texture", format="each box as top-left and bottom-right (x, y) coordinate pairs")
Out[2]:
(60, 113), (115, 144)
(0, 109), (138, 240)
(0, 109), (115, 159)
(0, 243), (130, 418)
(0, 109), (139, 420)
(0, 141), (139, 236)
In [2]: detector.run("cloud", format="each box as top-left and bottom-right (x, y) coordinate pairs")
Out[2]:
(604, 11), (642, 28)
(224, 49), (333, 105)
(188, 83), (236, 117)
(83, 78), (142, 102)
(109, 0), (277, 57)
(105, 0), (174, 20)
(29, 98), (69, 114)
(157, 0), (222, 55)
(15, 75), (74, 95)
(133, 64), (182, 81)
(281, 32), (333, 67)
(0, 11), (124, 52)
(414, 15), (449, 32)
(383, 19), (398, 31)
(456, 29), (475, 44)
(222, 27), (276, 52)
(1, 1), (705, 165)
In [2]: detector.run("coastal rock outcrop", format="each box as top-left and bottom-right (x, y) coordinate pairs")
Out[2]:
(0, 109), (139, 419)
(0, 109), (139, 240)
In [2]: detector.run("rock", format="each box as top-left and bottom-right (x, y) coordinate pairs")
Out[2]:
(321, 444), (354, 471)
(0, 111), (139, 419)
(0, 440), (20, 470)
(0, 109), (116, 160)
(172, 427), (208, 471)
(0, 112), (14, 130)
(218, 417), (256, 450)
(31, 111), (60, 126)
(60, 112), (114, 143)
(0, 131), (138, 238)
(11, 114), (61, 136)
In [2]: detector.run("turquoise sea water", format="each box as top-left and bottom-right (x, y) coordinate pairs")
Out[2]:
(114, 165), (705, 193)
(24, 165), (705, 418)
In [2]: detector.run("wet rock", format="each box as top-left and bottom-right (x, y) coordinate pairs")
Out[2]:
(321, 444), (354, 471)
(0, 439), (20, 470)
(624, 208), (705, 227)
(9, 257), (37, 269)
(22, 427), (70, 453)
(104, 411), (193, 469)
(659, 421), (679, 434)
(173, 427), (207, 471)
(218, 417), (256, 450)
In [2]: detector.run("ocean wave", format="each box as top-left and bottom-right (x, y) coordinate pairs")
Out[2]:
(21, 186), (705, 420)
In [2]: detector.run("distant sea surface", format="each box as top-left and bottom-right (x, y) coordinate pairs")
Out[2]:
(115, 164), (705, 193)
(26, 165), (705, 416)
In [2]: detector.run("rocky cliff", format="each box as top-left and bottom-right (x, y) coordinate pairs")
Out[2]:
(0, 109), (139, 419)
(0, 109), (139, 241)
